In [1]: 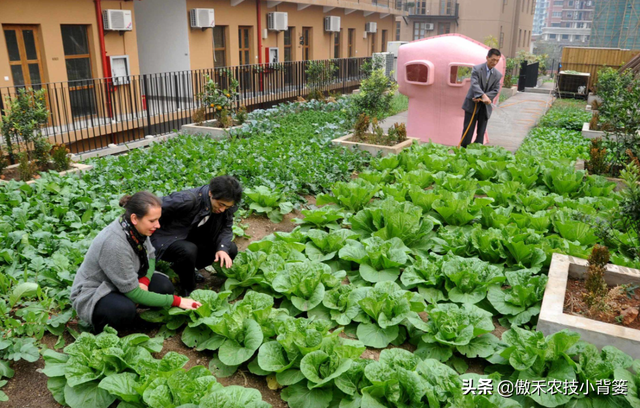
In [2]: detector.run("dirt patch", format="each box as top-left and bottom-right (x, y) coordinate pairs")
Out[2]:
(564, 278), (640, 330)
(1, 162), (62, 182)
(491, 317), (509, 340)
(235, 212), (299, 253)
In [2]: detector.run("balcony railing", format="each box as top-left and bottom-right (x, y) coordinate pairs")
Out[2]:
(0, 57), (370, 157)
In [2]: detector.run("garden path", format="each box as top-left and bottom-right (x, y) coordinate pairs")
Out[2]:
(380, 91), (554, 152)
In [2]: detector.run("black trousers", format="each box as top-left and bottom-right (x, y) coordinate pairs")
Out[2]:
(161, 239), (238, 292)
(460, 102), (488, 147)
(92, 273), (174, 333)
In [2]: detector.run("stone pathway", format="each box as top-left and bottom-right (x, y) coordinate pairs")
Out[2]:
(380, 90), (554, 152)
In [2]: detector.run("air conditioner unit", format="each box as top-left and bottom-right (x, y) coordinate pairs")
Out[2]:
(365, 22), (377, 33)
(425, 23), (435, 31)
(190, 8), (215, 28)
(267, 12), (288, 31)
(103, 10), (133, 31)
(324, 16), (341, 32)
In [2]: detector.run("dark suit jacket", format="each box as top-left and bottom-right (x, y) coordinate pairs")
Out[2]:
(461, 62), (503, 119)
(150, 185), (237, 259)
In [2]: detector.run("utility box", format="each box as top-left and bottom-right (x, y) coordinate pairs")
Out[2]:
(397, 34), (506, 145)
(325, 16), (341, 32)
(365, 22), (377, 33)
(190, 8), (215, 28)
(373, 52), (394, 77)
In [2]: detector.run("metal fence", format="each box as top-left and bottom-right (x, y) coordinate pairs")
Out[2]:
(0, 57), (370, 157)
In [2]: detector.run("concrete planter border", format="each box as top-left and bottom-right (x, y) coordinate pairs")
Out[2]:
(538, 253), (640, 359)
(582, 122), (605, 139)
(180, 119), (242, 138)
(332, 134), (417, 157)
(1, 162), (93, 185)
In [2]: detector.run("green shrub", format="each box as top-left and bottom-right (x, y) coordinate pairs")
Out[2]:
(537, 105), (591, 131)
(305, 61), (337, 99)
(352, 68), (398, 120)
(0, 88), (50, 163)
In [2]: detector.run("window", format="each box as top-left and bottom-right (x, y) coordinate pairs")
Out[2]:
(238, 27), (251, 65)
(395, 21), (401, 40)
(62, 25), (92, 81)
(370, 32), (376, 55)
(406, 63), (429, 83)
(438, 22), (451, 35)
(553, 12), (562, 17)
(562, 34), (569, 39)
(440, 0), (453, 15)
(566, 12), (573, 18)
(549, 33), (557, 38)
(61, 25), (95, 118)
(381, 30), (387, 52)
(518, 29), (522, 47)
(3, 25), (45, 89)
(348, 28), (355, 57)
(284, 27), (293, 61)
(554, 0), (562, 4)
(449, 65), (472, 84)
(568, 0), (574, 5)
(415, 1), (426, 14)
(334, 30), (341, 58)
(413, 22), (427, 40)
(213, 26), (227, 67)
(576, 22), (584, 28)
(302, 27), (311, 60)
(551, 22), (561, 27)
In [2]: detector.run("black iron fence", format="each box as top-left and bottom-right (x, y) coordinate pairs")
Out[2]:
(0, 57), (370, 156)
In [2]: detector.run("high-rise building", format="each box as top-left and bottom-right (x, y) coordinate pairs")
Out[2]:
(539, 0), (594, 45)
(396, 0), (535, 57)
(589, 0), (640, 49)
(533, 0), (550, 34)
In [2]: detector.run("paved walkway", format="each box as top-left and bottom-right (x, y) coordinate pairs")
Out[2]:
(380, 90), (554, 152)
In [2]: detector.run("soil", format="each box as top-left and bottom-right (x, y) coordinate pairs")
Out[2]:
(348, 133), (407, 147)
(1, 161), (71, 182)
(564, 277), (640, 330)
(201, 119), (241, 129)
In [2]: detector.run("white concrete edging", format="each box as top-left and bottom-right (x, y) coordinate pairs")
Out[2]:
(69, 133), (179, 162)
(332, 134), (417, 157)
(582, 122), (606, 139)
(538, 253), (640, 359)
(180, 119), (241, 138)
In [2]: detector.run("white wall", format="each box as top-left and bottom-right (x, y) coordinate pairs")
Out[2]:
(134, 0), (191, 74)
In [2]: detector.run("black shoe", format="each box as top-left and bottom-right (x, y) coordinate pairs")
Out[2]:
(195, 271), (205, 283)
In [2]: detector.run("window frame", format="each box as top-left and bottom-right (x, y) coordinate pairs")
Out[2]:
(213, 26), (227, 67)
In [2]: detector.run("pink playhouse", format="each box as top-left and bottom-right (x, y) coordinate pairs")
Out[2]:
(397, 34), (506, 146)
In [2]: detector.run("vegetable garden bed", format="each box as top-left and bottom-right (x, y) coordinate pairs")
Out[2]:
(0, 162), (93, 184)
(538, 253), (640, 359)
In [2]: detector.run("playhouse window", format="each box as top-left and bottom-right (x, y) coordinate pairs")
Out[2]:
(449, 65), (472, 84)
(406, 63), (429, 83)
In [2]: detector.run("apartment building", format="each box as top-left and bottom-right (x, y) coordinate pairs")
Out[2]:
(533, 0), (550, 35)
(539, 0), (594, 45)
(1, 0), (404, 89)
(396, 0), (535, 57)
(589, 0), (640, 49)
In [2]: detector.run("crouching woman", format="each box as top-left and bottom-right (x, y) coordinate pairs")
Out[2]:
(71, 191), (201, 332)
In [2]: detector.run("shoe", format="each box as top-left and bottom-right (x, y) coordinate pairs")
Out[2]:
(195, 271), (205, 283)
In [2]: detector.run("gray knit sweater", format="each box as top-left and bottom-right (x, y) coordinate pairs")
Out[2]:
(70, 219), (155, 325)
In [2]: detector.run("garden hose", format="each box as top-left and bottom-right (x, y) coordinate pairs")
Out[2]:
(458, 100), (479, 147)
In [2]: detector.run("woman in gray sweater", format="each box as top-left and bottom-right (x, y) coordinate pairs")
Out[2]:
(70, 191), (201, 332)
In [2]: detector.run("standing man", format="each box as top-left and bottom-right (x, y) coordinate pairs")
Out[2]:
(151, 176), (243, 296)
(459, 48), (503, 148)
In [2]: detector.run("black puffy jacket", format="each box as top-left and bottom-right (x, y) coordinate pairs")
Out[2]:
(150, 184), (237, 259)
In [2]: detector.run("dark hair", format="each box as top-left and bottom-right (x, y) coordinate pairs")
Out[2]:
(119, 191), (162, 220)
(487, 48), (502, 58)
(209, 175), (243, 204)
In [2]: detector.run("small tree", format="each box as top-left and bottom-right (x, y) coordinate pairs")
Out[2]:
(619, 160), (640, 261)
(352, 68), (398, 120)
(199, 73), (239, 127)
(306, 61), (338, 100)
(0, 88), (50, 165)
